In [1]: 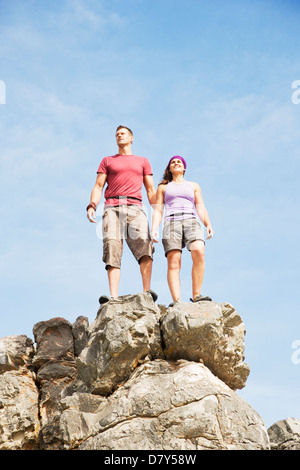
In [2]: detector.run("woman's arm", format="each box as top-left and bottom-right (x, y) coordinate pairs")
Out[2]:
(192, 182), (214, 239)
(151, 185), (165, 242)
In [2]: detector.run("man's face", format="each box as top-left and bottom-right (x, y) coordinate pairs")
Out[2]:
(116, 128), (133, 146)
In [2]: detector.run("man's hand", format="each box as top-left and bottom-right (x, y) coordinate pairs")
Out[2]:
(87, 208), (97, 223)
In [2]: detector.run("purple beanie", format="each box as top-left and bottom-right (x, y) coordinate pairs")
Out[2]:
(168, 155), (187, 169)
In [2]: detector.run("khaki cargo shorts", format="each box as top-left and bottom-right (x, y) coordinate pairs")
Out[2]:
(162, 217), (204, 256)
(102, 205), (154, 269)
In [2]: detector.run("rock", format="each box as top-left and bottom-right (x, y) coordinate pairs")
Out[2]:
(0, 335), (39, 450)
(33, 317), (75, 369)
(58, 393), (108, 449)
(76, 293), (164, 396)
(160, 301), (250, 390)
(33, 317), (77, 448)
(0, 335), (35, 373)
(72, 316), (89, 356)
(2, 295), (291, 450)
(75, 359), (269, 450)
(268, 418), (300, 450)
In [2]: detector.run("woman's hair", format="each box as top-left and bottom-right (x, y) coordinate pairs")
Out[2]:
(159, 165), (173, 185)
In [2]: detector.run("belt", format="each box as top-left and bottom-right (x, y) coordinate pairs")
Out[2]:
(168, 212), (196, 218)
(106, 196), (142, 202)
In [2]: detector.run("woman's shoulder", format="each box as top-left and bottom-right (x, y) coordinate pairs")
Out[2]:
(185, 180), (199, 190)
(158, 182), (168, 191)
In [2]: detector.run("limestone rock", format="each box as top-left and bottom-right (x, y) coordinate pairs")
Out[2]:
(58, 392), (108, 449)
(33, 317), (75, 369)
(0, 335), (35, 373)
(160, 301), (250, 390)
(1, 295), (289, 450)
(268, 418), (300, 450)
(33, 317), (77, 448)
(76, 293), (164, 396)
(75, 359), (269, 450)
(72, 316), (89, 356)
(0, 336), (39, 450)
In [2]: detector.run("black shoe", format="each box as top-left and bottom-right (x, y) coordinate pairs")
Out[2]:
(190, 295), (212, 302)
(146, 290), (158, 302)
(99, 295), (110, 305)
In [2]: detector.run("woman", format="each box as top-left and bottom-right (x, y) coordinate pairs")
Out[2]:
(151, 156), (214, 306)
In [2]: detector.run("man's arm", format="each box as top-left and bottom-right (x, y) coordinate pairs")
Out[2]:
(143, 174), (156, 206)
(87, 172), (107, 223)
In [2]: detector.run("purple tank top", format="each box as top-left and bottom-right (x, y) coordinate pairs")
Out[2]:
(164, 181), (196, 220)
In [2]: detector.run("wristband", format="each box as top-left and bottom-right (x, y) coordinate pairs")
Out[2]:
(86, 202), (97, 211)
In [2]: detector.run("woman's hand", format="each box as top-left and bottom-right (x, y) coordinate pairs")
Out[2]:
(206, 226), (214, 239)
(151, 230), (159, 242)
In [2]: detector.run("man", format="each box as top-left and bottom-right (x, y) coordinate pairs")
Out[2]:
(87, 125), (157, 304)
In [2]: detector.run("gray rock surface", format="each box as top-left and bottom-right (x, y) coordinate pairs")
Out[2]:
(160, 301), (250, 390)
(0, 336), (39, 450)
(75, 359), (269, 450)
(0, 335), (35, 373)
(77, 293), (163, 396)
(0, 293), (296, 450)
(268, 418), (300, 450)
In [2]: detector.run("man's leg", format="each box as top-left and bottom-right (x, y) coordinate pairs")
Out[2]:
(107, 266), (121, 298)
(126, 206), (155, 295)
(102, 207), (124, 301)
(139, 255), (153, 292)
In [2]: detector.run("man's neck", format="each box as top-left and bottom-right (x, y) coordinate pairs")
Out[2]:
(118, 144), (132, 155)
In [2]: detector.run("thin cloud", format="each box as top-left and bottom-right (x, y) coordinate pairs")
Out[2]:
(64, 0), (126, 29)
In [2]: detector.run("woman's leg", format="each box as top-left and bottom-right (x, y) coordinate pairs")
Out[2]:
(189, 240), (205, 300)
(166, 249), (182, 301)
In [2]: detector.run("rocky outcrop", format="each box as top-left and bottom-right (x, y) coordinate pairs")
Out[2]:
(268, 418), (300, 450)
(74, 360), (268, 450)
(161, 301), (250, 390)
(0, 293), (295, 450)
(0, 336), (39, 450)
(76, 294), (164, 396)
(32, 317), (78, 448)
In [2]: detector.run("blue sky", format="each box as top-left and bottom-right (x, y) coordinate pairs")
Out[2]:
(1, 0), (300, 429)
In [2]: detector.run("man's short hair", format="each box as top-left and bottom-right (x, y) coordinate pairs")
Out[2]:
(116, 125), (133, 136)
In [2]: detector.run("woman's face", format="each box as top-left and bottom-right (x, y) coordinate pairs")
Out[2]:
(169, 158), (185, 174)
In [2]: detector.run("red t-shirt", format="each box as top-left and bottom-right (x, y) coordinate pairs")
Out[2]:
(97, 154), (153, 206)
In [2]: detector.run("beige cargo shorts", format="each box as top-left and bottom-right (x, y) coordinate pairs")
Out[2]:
(102, 205), (154, 269)
(162, 217), (204, 256)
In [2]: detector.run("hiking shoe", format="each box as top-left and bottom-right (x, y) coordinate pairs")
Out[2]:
(190, 295), (212, 302)
(99, 295), (110, 305)
(146, 290), (158, 302)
